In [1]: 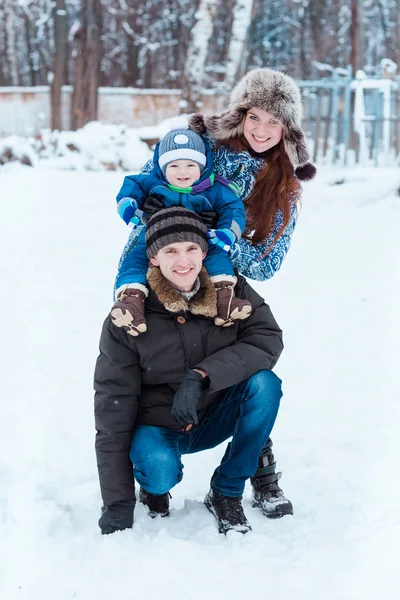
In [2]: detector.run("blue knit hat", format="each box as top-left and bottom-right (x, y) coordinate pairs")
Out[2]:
(158, 117), (206, 176)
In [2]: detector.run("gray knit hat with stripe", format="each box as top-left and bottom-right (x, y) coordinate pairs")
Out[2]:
(158, 121), (207, 176)
(146, 207), (208, 258)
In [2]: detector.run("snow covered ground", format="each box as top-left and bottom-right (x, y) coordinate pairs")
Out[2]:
(0, 163), (399, 599)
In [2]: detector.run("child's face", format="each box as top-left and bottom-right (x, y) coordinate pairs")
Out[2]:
(165, 160), (201, 187)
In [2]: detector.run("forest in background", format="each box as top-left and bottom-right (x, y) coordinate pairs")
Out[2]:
(0, 0), (399, 131)
(1, 1), (399, 88)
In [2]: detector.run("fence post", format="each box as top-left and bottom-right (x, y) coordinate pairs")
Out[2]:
(342, 65), (353, 167)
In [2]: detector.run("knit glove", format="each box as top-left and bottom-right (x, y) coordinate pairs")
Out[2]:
(207, 228), (236, 254)
(98, 500), (135, 535)
(171, 369), (204, 428)
(117, 197), (145, 228)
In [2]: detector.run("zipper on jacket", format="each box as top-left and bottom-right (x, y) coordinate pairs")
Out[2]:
(177, 313), (190, 369)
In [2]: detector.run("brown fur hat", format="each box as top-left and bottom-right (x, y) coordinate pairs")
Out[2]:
(189, 68), (316, 181)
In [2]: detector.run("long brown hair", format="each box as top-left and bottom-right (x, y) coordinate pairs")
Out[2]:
(220, 136), (302, 255)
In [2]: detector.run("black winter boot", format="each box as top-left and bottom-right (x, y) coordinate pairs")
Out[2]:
(98, 499), (135, 535)
(251, 438), (293, 519)
(204, 490), (251, 535)
(139, 487), (170, 518)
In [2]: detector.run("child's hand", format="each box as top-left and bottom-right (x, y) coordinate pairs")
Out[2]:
(117, 197), (144, 228)
(207, 228), (236, 254)
(128, 212), (144, 229)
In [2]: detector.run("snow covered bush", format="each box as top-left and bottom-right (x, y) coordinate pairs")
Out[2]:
(0, 122), (154, 172)
(0, 135), (38, 167)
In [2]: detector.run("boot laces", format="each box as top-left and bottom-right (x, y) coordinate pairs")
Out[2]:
(214, 494), (247, 525)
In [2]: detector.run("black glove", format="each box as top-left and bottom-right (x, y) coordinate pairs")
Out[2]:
(171, 369), (205, 428)
(198, 210), (219, 229)
(98, 499), (135, 535)
(142, 194), (165, 225)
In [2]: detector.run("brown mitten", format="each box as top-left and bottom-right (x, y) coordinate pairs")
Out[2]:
(110, 285), (148, 336)
(212, 276), (252, 327)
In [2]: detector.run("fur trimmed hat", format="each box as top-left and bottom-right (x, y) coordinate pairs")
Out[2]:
(189, 68), (316, 181)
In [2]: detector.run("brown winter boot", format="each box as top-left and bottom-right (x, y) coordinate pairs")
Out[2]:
(110, 284), (148, 336)
(211, 276), (252, 327)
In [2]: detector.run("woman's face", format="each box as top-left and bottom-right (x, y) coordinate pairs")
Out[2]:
(243, 107), (283, 153)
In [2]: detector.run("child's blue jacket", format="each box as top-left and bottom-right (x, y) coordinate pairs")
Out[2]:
(116, 137), (246, 240)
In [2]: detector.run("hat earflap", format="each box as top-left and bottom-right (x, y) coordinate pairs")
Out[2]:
(203, 106), (248, 141)
(188, 114), (207, 135)
(283, 127), (316, 180)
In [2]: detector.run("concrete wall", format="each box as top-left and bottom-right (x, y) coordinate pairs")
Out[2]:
(0, 86), (226, 137)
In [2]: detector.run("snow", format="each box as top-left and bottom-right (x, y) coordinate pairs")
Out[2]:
(380, 58), (397, 74)
(0, 120), (199, 171)
(0, 122), (154, 172)
(0, 86), (49, 94)
(97, 87), (181, 96)
(1, 163), (399, 599)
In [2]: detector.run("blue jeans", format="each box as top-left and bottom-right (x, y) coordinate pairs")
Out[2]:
(130, 370), (282, 497)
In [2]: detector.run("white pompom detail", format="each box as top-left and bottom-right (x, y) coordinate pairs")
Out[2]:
(174, 133), (189, 145)
(168, 116), (189, 131)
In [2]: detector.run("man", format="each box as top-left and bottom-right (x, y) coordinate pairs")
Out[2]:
(94, 207), (284, 535)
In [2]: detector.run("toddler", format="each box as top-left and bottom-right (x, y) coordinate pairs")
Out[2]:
(111, 121), (252, 335)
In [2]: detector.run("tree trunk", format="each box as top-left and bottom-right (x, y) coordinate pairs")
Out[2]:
(71, 0), (101, 130)
(350, 0), (359, 73)
(181, 0), (217, 113)
(309, 0), (324, 65)
(4, 0), (18, 85)
(123, 0), (142, 86)
(51, 0), (67, 130)
(298, 6), (309, 79)
(223, 0), (254, 91)
(24, 14), (36, 86)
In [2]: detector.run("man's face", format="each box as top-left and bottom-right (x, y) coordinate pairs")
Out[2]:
(150, 241), (206, 292)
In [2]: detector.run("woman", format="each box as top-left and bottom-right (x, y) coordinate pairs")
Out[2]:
(116, 68), (316, 519)
(189, 67), (316, 280)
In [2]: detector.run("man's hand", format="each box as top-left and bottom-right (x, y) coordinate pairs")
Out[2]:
(207, 228), (236, 254)
(171, 369), (206, 428)
(98, 500), (135, 535)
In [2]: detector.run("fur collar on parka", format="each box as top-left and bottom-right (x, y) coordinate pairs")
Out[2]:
(189, 68), (316, 182)
(147, 266), (217, 318)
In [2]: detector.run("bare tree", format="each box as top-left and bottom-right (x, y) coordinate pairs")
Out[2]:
(350, 0), (364, 71)
(51, 0), (67, 130)
(4, 0), (18, 85)
(181, 0), (217, 113)
(71, 0), (101, 130)
(223, 0), (254, 91)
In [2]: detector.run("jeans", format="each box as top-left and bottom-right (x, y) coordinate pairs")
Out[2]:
(130, 370), (282, 498)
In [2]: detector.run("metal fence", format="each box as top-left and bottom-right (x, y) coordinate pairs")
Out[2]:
(300, 66), (399, 167)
